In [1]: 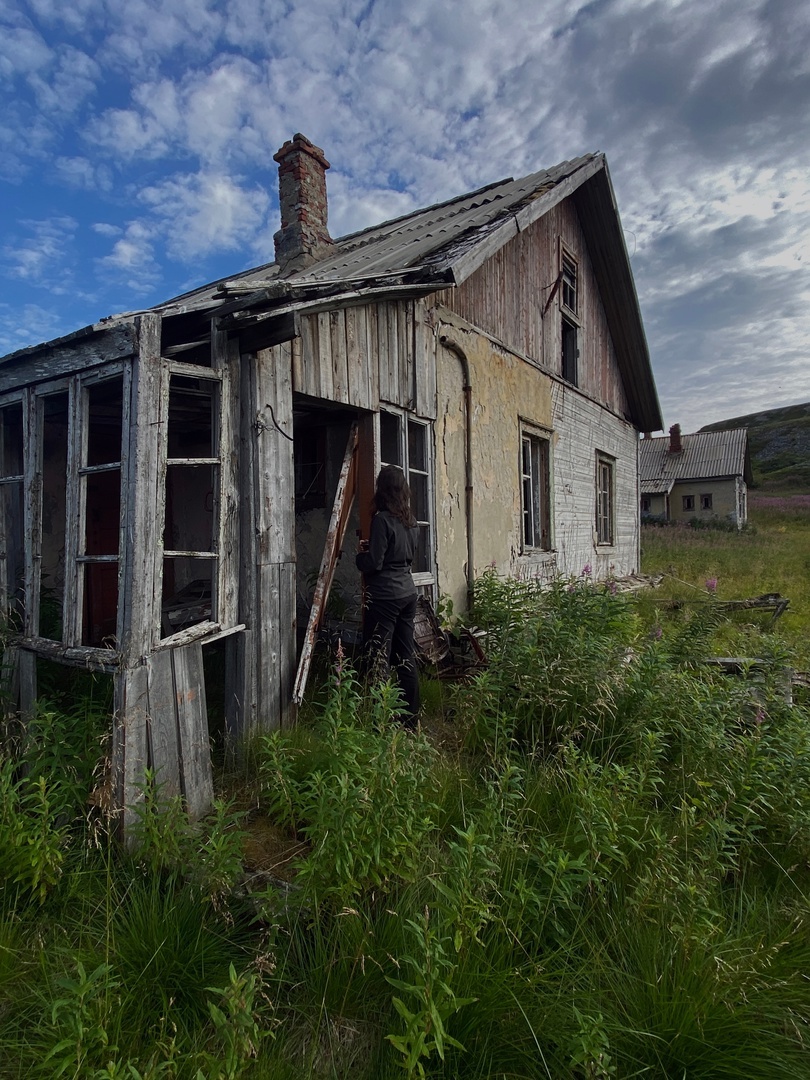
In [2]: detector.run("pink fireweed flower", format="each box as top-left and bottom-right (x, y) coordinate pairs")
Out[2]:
(581, 563), (592, 577)
(705, 577), (718, 593)
(650, 625), (663, 640)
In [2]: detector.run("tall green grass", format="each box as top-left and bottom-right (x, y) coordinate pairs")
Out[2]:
(2, 559), (810, 1077)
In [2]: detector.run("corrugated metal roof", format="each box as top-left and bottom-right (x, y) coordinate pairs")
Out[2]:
(150, 157), (595, 315)
(0, 150), (662, 432)
(639, 429), (751, 484)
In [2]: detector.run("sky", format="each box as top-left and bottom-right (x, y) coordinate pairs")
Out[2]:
(1, 0), (809, 433)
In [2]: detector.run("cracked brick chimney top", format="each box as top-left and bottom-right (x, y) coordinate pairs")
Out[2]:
(669, 424), (683, 454)
(273, 133), (332, 272)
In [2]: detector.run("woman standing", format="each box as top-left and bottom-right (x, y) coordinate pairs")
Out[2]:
(356, 466), (420, 725)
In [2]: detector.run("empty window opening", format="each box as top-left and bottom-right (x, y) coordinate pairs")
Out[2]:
(562, 317), (578, 385)
(161, 375), (220, 639)
(596, 454), (615, 545)
(682, 495), (695, 512)
(40, 392), (70, 641)
(700, 493), (713, 511)
(80, 377), (124, 647)
(521, 430), (551, 550)
(0, 401), (24, 629)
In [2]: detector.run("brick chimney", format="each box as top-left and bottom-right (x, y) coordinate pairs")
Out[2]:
(273, 133), (332, 272)
(668, 423), (682, 454)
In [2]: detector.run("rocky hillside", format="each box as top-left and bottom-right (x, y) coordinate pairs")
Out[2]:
(700, 401), (810, 492)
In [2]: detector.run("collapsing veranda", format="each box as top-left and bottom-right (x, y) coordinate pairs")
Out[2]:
(0, 135), (662, 832)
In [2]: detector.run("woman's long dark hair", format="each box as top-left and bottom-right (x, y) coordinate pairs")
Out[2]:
(373, 465), (416, 527)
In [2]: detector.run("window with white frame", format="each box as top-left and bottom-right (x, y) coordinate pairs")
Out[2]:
(160, 370), (222, 639)
(521, 427), (551, 550)
(595, 453), (615, 545)
(379, 409), (435, 586)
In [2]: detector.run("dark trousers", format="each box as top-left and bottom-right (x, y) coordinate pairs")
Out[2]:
(362, 592), (420, 722)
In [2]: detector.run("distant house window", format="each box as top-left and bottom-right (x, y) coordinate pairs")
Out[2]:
(700, 493), (713, 511)
(521, 428), (551, 550)
(560, 246), (579, 385)
(640, 496), (651, 513)
(682, 495), (695, 511)
(596, 453), (614, 545)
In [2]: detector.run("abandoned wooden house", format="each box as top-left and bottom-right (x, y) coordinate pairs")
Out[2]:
(640, 424), (751, 527)
(0, 133), (661, 828)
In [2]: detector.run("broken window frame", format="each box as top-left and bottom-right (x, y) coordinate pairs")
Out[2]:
(595, 452), (615, 546)
(155, 360), (225, 646)
(0, 366), (130, 655)
(520, 423), (552, 552)
(559, 241), (580, 386)
(0, 393), (26, 632)
(378, 407), (435, 590)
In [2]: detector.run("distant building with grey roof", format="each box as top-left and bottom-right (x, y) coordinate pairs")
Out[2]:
(639, 425), (752, 527)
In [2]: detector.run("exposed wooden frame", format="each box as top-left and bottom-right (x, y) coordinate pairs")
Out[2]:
(292, 421), (358, 704)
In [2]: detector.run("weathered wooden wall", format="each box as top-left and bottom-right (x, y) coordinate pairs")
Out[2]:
(293, 300), (437, 419)
(432, 199), (630, 418)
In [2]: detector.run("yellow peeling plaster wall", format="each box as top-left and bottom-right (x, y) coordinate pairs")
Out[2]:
(434, 312), (640, 615)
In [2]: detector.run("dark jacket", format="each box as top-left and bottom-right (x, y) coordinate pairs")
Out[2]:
(356, 510), (418, 600)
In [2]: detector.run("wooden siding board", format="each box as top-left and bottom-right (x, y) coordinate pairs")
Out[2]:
(253, 343), (295, 729)
(114, 662), (149, 841)
(120, 315), (162, 662)
(0, 325), (136, 395)
(173, 641), (213, 819)
(329, 309), (349, 404)
(146, 648), (181, 796)
(316, 312), (334, 401)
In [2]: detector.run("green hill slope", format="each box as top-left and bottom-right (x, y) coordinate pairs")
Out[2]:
(700, 401), (810, 492)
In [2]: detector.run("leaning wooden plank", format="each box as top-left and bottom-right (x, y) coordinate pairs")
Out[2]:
(114, 662), (150, 844)
(293, 423), (358, 704)
(215, 333), (240, 630)
(236, 355), (259, 735)
(146, 649), (181, 797)
(173, 641), (214, 820)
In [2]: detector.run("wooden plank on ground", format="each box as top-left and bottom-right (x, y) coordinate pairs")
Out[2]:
(173, 640), (213, 820)
(114, 662), (150, 844)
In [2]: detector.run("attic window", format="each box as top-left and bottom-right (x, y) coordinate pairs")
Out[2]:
(561, 252), (578, 315)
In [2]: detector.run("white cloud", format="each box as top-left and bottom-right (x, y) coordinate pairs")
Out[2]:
(98, 220), (160, 293)
(1, 216), (78, 284)
(138, 170), (270, 260)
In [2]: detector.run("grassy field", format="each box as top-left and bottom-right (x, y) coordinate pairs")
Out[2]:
(639, 493), (810, 667)
(1, 502), (810, 1078)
